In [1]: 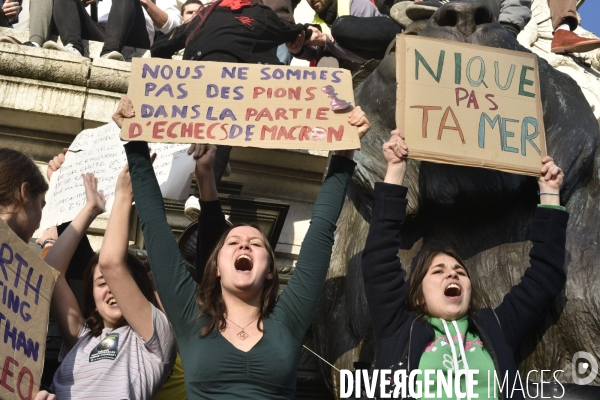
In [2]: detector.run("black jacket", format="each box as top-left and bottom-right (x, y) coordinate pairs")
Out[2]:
(361, 182), (569, 399)
(151, 3), (303, 63)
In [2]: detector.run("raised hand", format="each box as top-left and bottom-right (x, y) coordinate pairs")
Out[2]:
(538, 156), (563, 205)
(33, 390), (56, 400)
(285, 31), (305, 54)
(82, 173), (106, 217)
(348, 106), (371, 139)
(112, 96), (135, 129)
(47, 148), (68, 181)
(115, 165), (133, 202)
(188, 144), (217, 174)
(382, 130), (408, 186)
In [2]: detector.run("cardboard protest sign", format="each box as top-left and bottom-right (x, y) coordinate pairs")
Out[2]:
(39, 122), (195, 232)
(0, 219), (58, 400)
(396, 35), (546, 176)
(121, 59), (360, 150)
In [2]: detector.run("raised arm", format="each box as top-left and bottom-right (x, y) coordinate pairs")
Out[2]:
(188, 144), (229, 283)
(114, 97), (199, 336)
(494, 156), (568, 349)
(97, 166), (154, 341)
(272, 107), (369, 341)
(361, 130), (414, 342)
(44, 174), (105, 350)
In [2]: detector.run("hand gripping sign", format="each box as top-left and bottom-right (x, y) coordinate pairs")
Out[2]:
(0, 219), (59, 400)
(396, 35), (546, 176)
(121, 59), (361, 151)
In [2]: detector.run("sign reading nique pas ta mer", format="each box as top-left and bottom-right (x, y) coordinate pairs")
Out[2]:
(396, 35), (546, 176)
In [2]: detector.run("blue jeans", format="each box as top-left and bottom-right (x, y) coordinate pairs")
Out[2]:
(277, 43), (293, 65)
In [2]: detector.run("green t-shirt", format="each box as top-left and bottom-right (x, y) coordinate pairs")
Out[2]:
(417, 316), (498, 399)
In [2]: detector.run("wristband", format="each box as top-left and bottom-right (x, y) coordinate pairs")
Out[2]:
(42, 239), (56, 248)
(537, 191), (559, 196)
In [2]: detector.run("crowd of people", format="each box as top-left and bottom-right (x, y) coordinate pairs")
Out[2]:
(0, 0), (580, 398)
(1, 0), (598, 63)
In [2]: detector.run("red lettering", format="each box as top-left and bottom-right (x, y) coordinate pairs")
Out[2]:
(316, 107), (329, 120)
(277, 126), (289, 140)
(298, 126), (311, 141)
(253, 87), (265, 99)
(256, 108), (274, 122)
(289, 108), (302, 119)
(274, 88), (286, 98)
(181, 122), (193, 138)
(485, 94), (498, 110)
(245, 108), (258, 121)
(17, 366), (33, 400)
(220, 124), (229, 140)
(152, 121), (168, 139)
(467, 91), (479, 109)
(261, 125), (277, 140)
(275, 108), (288, 120)
(0, 356), (18, 392)
(207, 123), (219, 139)
(193, 123), (205, 139)
(128, 123), (143, 138)
(167, 122), (180, 138)
(305, 87), (316, 101)
(288, 125), (301, 140)
(327, 126), (344, 142)
(455, 87), (469, 106)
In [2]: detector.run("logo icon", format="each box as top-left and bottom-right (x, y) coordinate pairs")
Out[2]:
(572, 351), (598, 385)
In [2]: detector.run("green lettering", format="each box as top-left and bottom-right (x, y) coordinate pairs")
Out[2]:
(415, 49), (445, 83)
(518, 66), (535, 98)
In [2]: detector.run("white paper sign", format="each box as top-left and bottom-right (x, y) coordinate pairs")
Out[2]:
(39, 122), (195, 231)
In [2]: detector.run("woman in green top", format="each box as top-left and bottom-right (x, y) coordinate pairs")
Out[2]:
(112, 96), (370, 399)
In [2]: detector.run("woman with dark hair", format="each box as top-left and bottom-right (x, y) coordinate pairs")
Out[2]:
(35, 168), (176, 400)
(150, 0), (306, 63)
(0, 148), (49, 243)
(361, 130), (568, 399)
(113, 96), (369, 398)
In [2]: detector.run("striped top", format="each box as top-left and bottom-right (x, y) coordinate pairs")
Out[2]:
(51, 304), (176, 399)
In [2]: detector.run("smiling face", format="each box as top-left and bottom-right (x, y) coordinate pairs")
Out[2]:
(216, 226), (272, 299)
(92, 265), (123, 329)
(420, 254), (472, 320)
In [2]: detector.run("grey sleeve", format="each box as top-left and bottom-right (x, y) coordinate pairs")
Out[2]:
(349, 0), (381, 17)
(498, 0), (532, 30)
(323, 35), (365, 63)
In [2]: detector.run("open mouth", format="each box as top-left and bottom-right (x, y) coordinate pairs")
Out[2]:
(444, 283), (462, 297)
(235, 255), (253, 272)
(108, 298), (117, 306)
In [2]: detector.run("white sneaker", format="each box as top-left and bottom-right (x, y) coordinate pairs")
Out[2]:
(184, 196), (231, 223)
(43, 41), (82, 56)
(100, 51), (124, 61)
(184, 196), (201, 222)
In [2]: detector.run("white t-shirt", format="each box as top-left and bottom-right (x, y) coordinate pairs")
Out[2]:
(91, 0), (182, 45)
(51, 304), (176, 399)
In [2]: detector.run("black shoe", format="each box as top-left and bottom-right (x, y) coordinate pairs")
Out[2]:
(23, 41), (41, 47)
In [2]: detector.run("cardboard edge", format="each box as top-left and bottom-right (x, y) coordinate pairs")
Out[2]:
(396, 35), (407, 131)
(408, 150), (541, 176)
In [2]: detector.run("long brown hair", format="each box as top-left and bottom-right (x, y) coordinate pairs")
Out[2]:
(196, 223), (278, 337)
(82, 252), (159, 337)
(407, 247), (479, 316)
(0, 148), (48, 213)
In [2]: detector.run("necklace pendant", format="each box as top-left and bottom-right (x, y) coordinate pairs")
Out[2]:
(237, 331), (249, 340)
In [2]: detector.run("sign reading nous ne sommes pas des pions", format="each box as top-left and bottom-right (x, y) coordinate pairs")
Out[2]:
(396, 35), (546, 176)
(122, 59), (360, 151)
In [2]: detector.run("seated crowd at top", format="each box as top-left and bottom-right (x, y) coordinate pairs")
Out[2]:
(0, 0), (591, 398)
